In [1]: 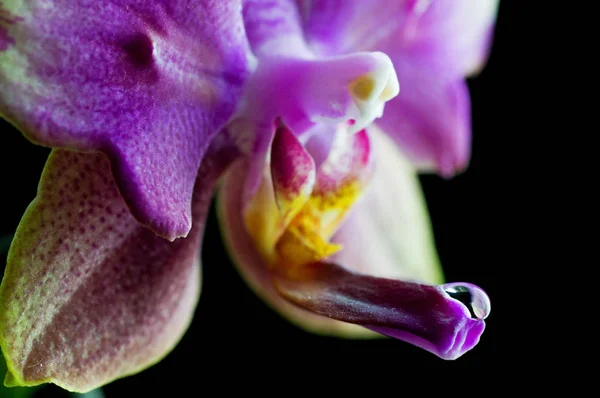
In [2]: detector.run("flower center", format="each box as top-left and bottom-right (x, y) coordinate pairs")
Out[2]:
(232, 51), (399, 277)
(243, 123), (373, 278)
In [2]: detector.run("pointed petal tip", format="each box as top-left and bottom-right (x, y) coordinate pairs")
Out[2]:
(270, 124), (316, 202)
(437, 150), (470, 179)
(3, 369), (19, 388)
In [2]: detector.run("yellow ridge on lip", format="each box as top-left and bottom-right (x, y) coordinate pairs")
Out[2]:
(245, 172), (367, 275)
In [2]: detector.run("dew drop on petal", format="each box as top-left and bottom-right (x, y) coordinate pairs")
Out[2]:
(443, 282), (491, 320)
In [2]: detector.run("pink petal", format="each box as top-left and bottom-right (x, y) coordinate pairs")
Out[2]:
(375, 49), (472, 176)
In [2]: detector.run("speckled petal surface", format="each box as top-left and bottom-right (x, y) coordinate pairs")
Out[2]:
(0, 0), (250, 239)
(0, 147), (228, 392)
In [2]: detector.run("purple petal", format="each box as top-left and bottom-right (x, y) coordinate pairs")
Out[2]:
(274, 261), (489, 360)
(297, 0), (412, 55)
(0, 1), (250, 239)
(375, 50), (472, 176)
(298, 0), (499, 76)
(402, 0), (500, 76)
(0, 146), (231, 392)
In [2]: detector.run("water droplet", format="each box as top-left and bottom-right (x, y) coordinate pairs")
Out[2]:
(443, 283), (490, 320)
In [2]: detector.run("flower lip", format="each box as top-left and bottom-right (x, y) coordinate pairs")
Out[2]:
(273, 260), (489, 360)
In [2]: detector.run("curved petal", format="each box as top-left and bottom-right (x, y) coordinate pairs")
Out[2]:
(218, 158), (375, 338)
(0, 0), (250, 239)
(331, 128), (444, 284)
(0, 146), (229, 392)
(298, 0), (499, 75)
(375, 52), (472, 177)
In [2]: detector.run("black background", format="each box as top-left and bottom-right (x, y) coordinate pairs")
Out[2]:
(1, 2), (535, 395)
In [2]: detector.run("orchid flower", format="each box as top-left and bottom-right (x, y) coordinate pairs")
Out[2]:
(0, 0), (498, 393)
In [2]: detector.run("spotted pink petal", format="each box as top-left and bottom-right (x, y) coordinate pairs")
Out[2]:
(0, 146), (232, 392)
(0, 1), (250, 240)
